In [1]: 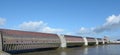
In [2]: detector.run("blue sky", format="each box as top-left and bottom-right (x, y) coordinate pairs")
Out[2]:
(0, 0), (120, 40)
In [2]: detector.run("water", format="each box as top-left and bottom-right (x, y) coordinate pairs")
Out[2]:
(12, 44), (120, 55)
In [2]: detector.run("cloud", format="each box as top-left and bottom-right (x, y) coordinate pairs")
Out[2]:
(93, 14), (120, 33)
(42, 27), (64, 33)
(78, 27), (92, 34)
(19, 21), (46, 31)
(78, 27), (96, 36)
(0, 18), (6, 25)
(65, 32), (74, 35)
(19, 21), (64, 33)
(78, 14), (120, 35)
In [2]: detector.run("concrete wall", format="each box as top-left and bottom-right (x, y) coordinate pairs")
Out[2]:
(95, 38), (98, 45)
(57, 34), (66, 48)
(0, 32), (10, 55)
(0, 51), (11, 55)
(0, 32), (2, 51)
(83, 37), (88, 46)
(102, 39), (105, 44)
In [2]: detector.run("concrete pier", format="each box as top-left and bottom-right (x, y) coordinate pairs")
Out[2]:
(0, 51), (11, 55)
(83, 37), (88, 46)
(102, 39), (105, 44)
(109, 41), (120, 44)
(0, 32), (10, 55)
(95, 38), (98, 45)
(58, 34), (67, 48)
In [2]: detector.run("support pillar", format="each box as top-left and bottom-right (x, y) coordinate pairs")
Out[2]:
(57, 34), (66, 48)
(102, 39), (105, 44)
(0, 51), (11, 55)
(0, 32), (3, 51)
(95, 38), (98, 45)
(83, 37), (88, 46)
(0, 32), (11, 55)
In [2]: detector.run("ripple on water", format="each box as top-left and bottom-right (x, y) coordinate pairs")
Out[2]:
(12, 44), (120, 55)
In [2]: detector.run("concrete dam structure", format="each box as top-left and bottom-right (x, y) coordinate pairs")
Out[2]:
(0, 29), (108, 54)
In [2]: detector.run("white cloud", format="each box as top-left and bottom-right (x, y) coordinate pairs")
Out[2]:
(93, 14), (120, 33)
(79, 27), (91, 34)
(19, 21), (46, 31)
(0, 18), (6, 25)
(78, 27), (95, 35)
(78, 14), (120, 35)
(19, 21), (64, 33)
(42, 27), (64, 33)
(65, 32), (74, 35)
(106, 15), (120, 24)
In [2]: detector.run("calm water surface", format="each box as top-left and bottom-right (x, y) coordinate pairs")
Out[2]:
(12, 44), (120, 55)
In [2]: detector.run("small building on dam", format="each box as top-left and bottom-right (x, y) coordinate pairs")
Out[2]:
(0, 29), (109, 54)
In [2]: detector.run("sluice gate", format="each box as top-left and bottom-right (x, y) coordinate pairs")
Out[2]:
(0, 29), (61, 54)
(0, 29), (108, 54)
(64, 35), (84, 47)
(86, 37), (96, 46)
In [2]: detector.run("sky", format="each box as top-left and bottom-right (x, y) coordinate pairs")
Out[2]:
(0, 0), (120, 40)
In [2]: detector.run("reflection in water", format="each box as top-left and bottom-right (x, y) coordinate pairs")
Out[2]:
(83, 47), (88, 55)
(95, 45), (99, 54)
(60, 50), (66, 55)
(102, 45), (105, 48)
(12, 44), (120, 55)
